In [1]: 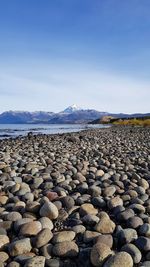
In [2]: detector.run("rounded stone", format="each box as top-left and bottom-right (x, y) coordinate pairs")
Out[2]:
(88, 185), (102, 197)
(83, 231), (101, 243)
(72, 225), (86, 234)
(95, 212), (115, 234)
(26, 201), (40, 213)
(45, 258), (63, 267)
(108, 196), (123, 209)
(95, 234), (113, 248)
(53, 201), (62, 210)
(39, 217), (54, 231)
(9, 238), (32, 256)
(19, 221), (42, 236)
(96, 170), (105, 177)
(46, 191), (58, 201)
(90, 242), (112, 267)
(0, 252), (9, 262)
(7, 262), (20, 267)
(60, 196), (75, 210)
(129, 204), (145, 213)
(23, 192), (34, 202)
(80, 203), (98, 216)
(5, 212), (22, 221)
(75, 172), (86, 182)
(103, 186), (116, 197)
(40, 201), (58, 220)
(121, 244), (142, 264)
(52, 241), (79, 257)
(34, 228), (53, 248)
(0, 162), (7, 169)
(0, 235), (9, 250)
(24, 256), (45, 267)
(0, 221), (12, 231)
(138, 178), (149, 190)
(0, 196), (8, 205)
(103, 252), (133, 267)
(14, 218), (33, 232)
(52, 231), (75, 244)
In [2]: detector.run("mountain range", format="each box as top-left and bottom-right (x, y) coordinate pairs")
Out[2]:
(0, 104), (149, 124)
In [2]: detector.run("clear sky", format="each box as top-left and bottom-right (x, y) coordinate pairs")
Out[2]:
(0, 0), (150, 113)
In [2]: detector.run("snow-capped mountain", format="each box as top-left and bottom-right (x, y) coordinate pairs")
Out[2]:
(0, 106), (149, 124)
(62, 104), (82, 113)
(0, 106), (106, 124)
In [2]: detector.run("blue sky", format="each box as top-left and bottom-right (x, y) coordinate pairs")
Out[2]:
(0, 0), (150, 113)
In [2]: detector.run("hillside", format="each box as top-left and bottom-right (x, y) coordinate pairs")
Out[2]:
(111, 116), (150, 126)
(90, 114), (150, 125)
(0, 105), (150, 124)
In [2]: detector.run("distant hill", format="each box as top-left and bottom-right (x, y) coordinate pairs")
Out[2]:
(110, 116), (150, 126)
(89, 113), (150, 124)
(90, 116), (116, 124)
(0, 105), (149, 124)
(0, 111), (54, 124)
(0, 105), (108, 124)
(48, 109), (108, 124)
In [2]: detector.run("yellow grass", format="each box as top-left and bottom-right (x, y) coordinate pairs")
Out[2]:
(112, 118), (150, 127)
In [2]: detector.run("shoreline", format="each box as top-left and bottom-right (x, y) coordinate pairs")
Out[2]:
(0, 124), (147, 141)
(0, 124), (111, 140)
(0, 126), (150, 266)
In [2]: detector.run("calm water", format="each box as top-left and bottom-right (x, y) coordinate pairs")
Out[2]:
(0, 124), (109, 139)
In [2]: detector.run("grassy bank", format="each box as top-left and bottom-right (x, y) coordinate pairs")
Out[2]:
(112, 117), (150, 126)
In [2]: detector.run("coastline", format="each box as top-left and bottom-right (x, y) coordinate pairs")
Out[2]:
(0, 126), (150, 266)
(0, 124), (110, 140)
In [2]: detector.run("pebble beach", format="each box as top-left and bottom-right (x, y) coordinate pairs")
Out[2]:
(0, 126), (150, 267)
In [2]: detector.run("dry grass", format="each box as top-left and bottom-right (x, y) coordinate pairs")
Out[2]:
(112, 118), (150, 127)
